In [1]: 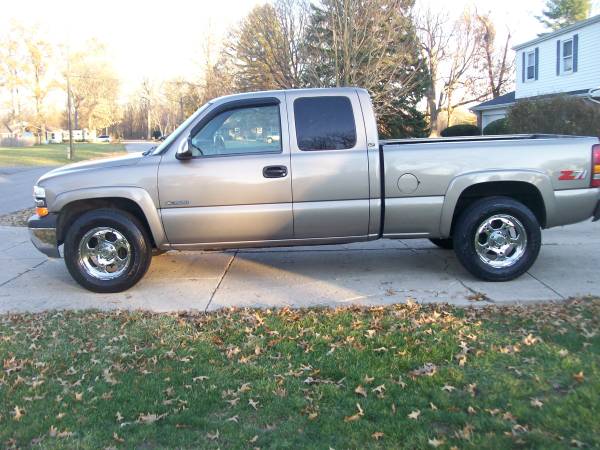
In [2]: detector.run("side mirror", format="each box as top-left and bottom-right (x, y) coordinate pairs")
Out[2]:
(176, 137), (193, 160)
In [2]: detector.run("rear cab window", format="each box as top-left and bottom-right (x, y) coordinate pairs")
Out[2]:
(293, 96), (357, 151)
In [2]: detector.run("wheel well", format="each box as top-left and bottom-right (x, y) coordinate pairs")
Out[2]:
(450, 181), (546, 235)
(57, 197), (156, 248)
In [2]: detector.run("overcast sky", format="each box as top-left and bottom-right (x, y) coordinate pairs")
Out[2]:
(3, 0), (600, 100)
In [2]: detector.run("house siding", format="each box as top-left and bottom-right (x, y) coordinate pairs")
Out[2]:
(515, 21), (600, 99)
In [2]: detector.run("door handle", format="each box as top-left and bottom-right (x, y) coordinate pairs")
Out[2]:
(263, 165), (288, 178)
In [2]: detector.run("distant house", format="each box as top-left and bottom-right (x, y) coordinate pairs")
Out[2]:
(472, 14), (600, 130)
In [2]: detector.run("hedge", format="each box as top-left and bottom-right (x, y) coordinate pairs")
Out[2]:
(507, 95), (600, 136)
(483, 118), (509, 135)
(440, 124), (481, 137)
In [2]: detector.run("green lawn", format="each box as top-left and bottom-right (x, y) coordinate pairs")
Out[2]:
(0, 143), (126, 167)
(1, 299), (598, 449)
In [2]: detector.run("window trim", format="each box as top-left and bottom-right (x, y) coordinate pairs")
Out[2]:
(187, 98), (283, 159)
(293, 95), (358, 152)
(526, 50), (536, 81)
(562, 38), (574, 74)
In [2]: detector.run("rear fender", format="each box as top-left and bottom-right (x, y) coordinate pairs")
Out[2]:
(440, 170), (555, 237)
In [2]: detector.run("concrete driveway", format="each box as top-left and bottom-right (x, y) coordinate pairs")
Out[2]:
(1, 221), (598, 313)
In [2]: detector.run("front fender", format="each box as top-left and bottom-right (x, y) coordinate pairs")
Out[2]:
(53, 187), (168, 248)
(439, 170), (555, 237)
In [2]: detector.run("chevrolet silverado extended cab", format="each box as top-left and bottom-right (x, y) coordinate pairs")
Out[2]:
(28, 87), (600, 292)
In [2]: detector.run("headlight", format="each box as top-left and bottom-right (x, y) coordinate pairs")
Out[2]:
(33, 185), (46, 198)
(33, 186), (48, 217)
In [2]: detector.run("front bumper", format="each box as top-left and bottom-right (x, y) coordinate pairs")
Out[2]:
(28, 213), (60, 258)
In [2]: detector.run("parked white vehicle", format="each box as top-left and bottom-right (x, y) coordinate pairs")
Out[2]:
(97, 135), (111, 143)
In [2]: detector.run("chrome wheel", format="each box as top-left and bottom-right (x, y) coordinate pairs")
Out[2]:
(78, 227), (131, 280)
(474, 214), (527, 268)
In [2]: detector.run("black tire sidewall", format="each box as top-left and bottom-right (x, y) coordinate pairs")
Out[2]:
(454, 197), (541, 281)
(64, 209), (152, 293)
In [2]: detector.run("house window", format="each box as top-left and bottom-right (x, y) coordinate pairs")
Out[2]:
(526, 51), (536, 80)
(563, 39), (573, 73)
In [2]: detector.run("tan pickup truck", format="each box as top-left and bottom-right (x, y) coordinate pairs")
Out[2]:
(28, 87), (600, 292)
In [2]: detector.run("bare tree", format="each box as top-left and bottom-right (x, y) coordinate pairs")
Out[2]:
(474, 13), (513, 99)
(417, 9), (483, 135)
(226, 0), (310, 91)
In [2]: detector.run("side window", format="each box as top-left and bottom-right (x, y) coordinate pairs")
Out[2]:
(294, 96), (357, 151)
(562, 39), (573, 72)
(190, 104), (281, 157)
(526, 51), (536, 80)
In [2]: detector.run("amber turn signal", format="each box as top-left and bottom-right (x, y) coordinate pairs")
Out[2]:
(36, 207), (49, 217)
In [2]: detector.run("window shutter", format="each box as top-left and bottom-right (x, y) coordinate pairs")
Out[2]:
(522, 52), (526, 82)
(556, 40), (561, 75)
(534, 47), (539, 80)
(573, 34), (579, 72)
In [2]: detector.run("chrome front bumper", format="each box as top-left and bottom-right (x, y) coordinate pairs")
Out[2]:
(28, 214), (60, 258)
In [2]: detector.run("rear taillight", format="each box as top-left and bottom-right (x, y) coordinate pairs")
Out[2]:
(593, 144), (600, 188)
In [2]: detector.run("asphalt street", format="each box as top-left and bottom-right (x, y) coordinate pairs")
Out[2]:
(0, 166), (53, 215)
(1, 220), (598, 313)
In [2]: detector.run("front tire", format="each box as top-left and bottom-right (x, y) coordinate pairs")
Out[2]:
(453, 197), (541, 281)
(64, 209), (152, 293)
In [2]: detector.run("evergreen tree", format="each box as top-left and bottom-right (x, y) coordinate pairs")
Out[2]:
(538, 0), (591, 30)
(302, 0), (429, 137)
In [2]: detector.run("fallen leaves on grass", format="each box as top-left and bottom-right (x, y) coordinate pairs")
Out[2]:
(344, 403), (364, 422)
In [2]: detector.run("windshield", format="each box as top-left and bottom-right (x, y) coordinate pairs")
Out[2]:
(151, 102), (212, 155)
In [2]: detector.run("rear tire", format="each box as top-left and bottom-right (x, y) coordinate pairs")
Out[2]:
(64, 209), (152, 293)
(453, 197), (541, 281)
(429, 238), (453, 249)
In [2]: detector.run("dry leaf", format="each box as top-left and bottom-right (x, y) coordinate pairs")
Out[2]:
(573, 371), (585, 383)
(372, 431), (384, 440)
(248, 398), (260, 410)
(428, 437), (445, 447)
(13, 406), (24, 421)
(530, 398), (543, 408)
(113, 432), (124, 443)
(206, 429), (219, 441)
(409, 363), (437, 378)
(442, 384), (456, 392)
(344, 403), (364, 422)
(407, 409), (421, 420)
(354, 385), (367, 398)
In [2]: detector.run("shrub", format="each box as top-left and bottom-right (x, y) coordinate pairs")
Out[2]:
(483, 118), (510, 135)
(440, 124), (481, 137)
(507, 95), (600, 136)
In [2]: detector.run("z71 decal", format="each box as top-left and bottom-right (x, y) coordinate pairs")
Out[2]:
(559, 169), (587, 181)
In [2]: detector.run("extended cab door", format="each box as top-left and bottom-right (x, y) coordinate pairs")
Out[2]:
(157, 95), (293, 246)
(286, 90), (371, 239)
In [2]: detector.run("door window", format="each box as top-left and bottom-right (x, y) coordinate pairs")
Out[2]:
(190, 104), (281, 156)
(294, 96), (357, 151)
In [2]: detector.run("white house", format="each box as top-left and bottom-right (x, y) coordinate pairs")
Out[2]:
(472, 14), (600, 130)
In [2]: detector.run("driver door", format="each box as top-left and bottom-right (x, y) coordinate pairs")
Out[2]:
(157, 95), (293, 246)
